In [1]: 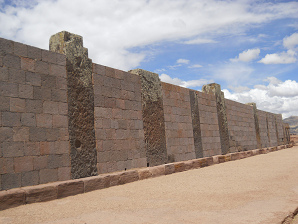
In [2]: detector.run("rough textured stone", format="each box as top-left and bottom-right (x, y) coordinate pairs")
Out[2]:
(247, 103), (262, 149)
(148, 165), (165, 177)
(57, 180), (84, 198)
(138, 168), (152, 180)
(118, 170), (139, 185)
(189, 90), (203, 158)
(24, 183), (58, 204)
(50, 31), (97, 179)
(129, 69), (167, 167)
(84, 174), (110, 192)
(202, 83), (229, 154)
(174, 162), (186, 173)
(164, 163), (175, 175)
(0, 188), (25, 210)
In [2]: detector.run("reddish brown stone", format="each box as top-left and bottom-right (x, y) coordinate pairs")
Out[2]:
(57, 180), (84, 198)
(198, 158), (208, 167)
(84, 174), (110, 192)
(184, 161), (194, 171)
(165, 164), (175, 175)
(230, 153), (239, 161)
(246, 151), (253, 157)
(192, 159), (201, 169)
(148, 165), (165, 177)
(237, 152), (246, 159)
(206, 157), (214, 166)
(0, 188), (25, 211)
(174, 162), (186, 173)
(217, 155), (226, 163)
(118, 170), (139, 185)
(24, 183), (58, 204)
(225, 154), (231, 162)
(138, 168), (152, 180)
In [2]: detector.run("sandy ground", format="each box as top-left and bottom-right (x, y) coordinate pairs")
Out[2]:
(1, 147), (298, 224)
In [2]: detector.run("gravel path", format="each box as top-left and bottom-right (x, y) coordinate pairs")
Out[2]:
(1, 147), (298, 224)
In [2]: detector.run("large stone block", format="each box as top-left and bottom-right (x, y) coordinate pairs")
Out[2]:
(57, 180), (84, 198)
(129, 69), (167, 167)
(0, 188), (25, 210)
(84, 174), (110, 192)
(24, 183), (58, 204)
(50, 31), (97, 179)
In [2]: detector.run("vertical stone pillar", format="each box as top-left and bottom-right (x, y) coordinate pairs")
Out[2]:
(275, 116), (280, 146)
(129, 69), (167, 166)
(202, 83), (229, 154)
(266, 115), (271, 146)
(284, 123), (290, 144)
(49, 31), (97, 179)
(247, 103), (262, 149)
(189, 90), (203, 158)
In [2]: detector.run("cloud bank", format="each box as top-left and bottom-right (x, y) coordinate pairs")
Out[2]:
(1, 0), (298, 70)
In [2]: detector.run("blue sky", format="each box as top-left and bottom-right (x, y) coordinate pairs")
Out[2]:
(0, 0), (298, 118)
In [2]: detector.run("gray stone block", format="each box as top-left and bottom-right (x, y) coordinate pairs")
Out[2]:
(14, 42), (28, 57)
(2, 112), (21, 127)
(3, 54), (21, 69)
(0, 38), (13, 56)
(29, 127), (47, 141)
(21, 170), (39, 187)
(1, 141), (24, 157)
(1, 173), (22, 190)
(0, 66), (8, 81)
(25, 99), (43, 113)
(27, 45), (42, 60)
(0, 82), (18, 97)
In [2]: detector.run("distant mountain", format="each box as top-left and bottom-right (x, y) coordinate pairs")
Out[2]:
(283, 116), (298, 134)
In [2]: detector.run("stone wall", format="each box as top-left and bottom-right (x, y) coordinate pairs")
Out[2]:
(225, 99), (258, 152)
(0, 37), (70, 190)
(162, 82), (196, 163)
(93, 66), (146, 173)
(196, 91), (221, 157)
(0, 32), (289, 191)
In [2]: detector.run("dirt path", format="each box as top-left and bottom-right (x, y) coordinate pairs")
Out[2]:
(1, 147), (298, 224)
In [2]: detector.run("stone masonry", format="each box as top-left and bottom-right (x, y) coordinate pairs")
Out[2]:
(0, 32), (290, 191)
(50, 31), (97, 179)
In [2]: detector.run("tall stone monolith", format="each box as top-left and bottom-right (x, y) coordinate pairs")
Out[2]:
(189, 90), (203, 158)
(129, 69), (167, 166)
(49, 31), (97, 179)
(247, 103), (262, 149)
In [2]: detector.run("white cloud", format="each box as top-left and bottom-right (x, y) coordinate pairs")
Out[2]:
(258, 49), (297, 64)
(160, 73), (213, 89)
(231, 48), (260, 62)
(228, 85), (250, 93)
(283, 32), (298, 49)
(258, 32), (298, 65)
(177, 59), (190, 64)
(1, 0), (298, 70)
(210, 62), (254, 86)
(183, 38), (218, 45)
(224, 77), (298, 118)
(188, 64), (203, 68)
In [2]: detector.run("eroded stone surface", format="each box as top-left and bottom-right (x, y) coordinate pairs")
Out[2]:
(189, 90), (203, 158)
(50, 31), (97, 179)
(129, 69), (167, 167)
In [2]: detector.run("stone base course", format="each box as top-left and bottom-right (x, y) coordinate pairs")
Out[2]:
(0, 143), (293, 211)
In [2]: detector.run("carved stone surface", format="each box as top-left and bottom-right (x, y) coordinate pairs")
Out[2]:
(49, 31), (97, 179)
(189, 90), (203, 158)
(202, 83), (229, 154)
(129, 69), (167, 166)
